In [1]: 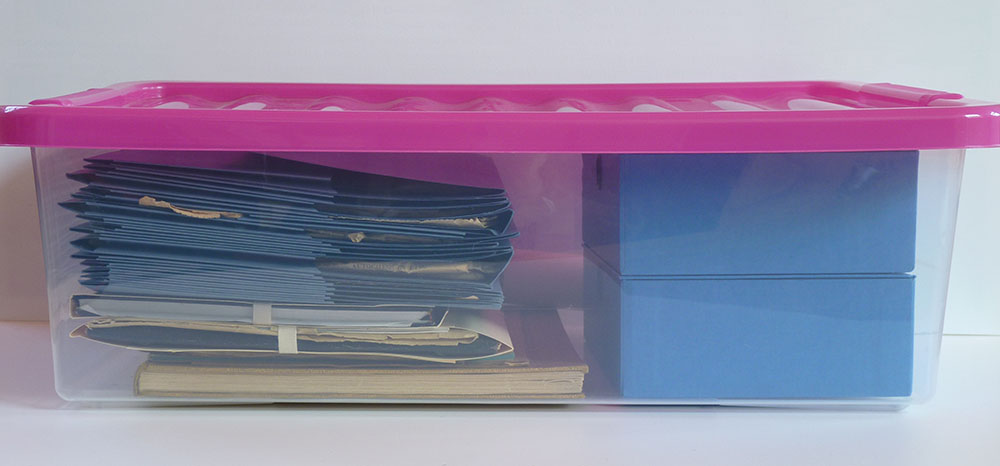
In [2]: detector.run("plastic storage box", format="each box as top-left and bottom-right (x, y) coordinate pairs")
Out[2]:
(1, 81), (998, 407)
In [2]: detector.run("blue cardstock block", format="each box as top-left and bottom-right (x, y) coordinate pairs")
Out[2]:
(583, 254), (915, 399)
(582, 151), (919, 275)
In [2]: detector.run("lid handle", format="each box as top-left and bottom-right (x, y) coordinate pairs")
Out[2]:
(858, 83), (963, 106)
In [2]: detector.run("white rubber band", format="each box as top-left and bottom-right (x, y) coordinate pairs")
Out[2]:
(252, 302), (272, 325)
(277, 325), (299, 354)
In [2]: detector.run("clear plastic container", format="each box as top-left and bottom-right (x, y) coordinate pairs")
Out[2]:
(2, 81), (997, 407)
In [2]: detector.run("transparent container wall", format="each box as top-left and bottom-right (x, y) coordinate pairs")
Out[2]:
(31, 148), (964, 407)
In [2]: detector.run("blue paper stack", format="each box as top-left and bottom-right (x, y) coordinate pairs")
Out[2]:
(63, 151), (516, 309)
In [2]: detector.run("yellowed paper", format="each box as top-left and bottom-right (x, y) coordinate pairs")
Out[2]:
(329, 214), (494, 229)
(138, 196), (242, 219)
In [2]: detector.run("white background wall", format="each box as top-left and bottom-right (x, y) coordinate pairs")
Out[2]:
(1, 0), (997, 333)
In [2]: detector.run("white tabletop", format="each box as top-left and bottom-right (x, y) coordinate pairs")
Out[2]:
(1, 321), (997, 466)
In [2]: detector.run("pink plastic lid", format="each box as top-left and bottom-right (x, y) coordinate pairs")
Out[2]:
(2, 81), (998, 153)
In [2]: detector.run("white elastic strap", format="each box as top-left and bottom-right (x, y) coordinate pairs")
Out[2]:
(252, 302), (272, 325)
(277, 325), (299, 354)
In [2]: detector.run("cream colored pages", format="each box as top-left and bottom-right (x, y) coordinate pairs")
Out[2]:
(441, 309), (512, 352)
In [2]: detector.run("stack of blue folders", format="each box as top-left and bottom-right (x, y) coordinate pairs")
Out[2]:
(62, 151), (516, 309)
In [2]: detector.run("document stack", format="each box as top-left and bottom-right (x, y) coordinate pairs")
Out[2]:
(62, 151), (586, 399)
